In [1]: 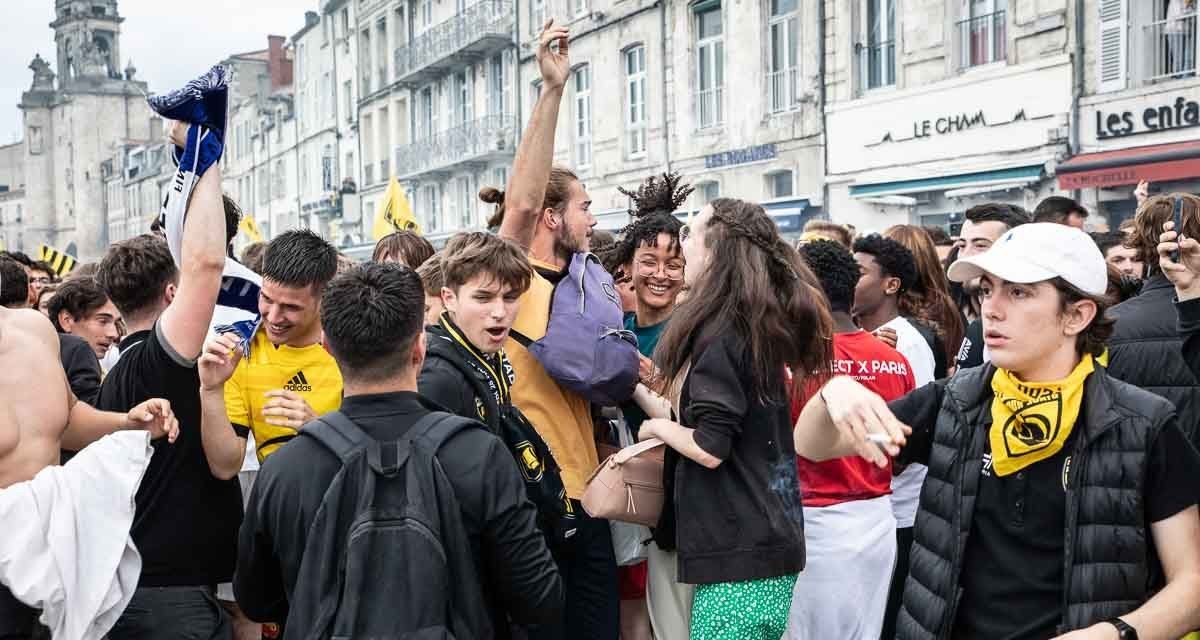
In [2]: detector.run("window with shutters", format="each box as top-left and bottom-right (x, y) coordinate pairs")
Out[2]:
(1098, 0), (1128, 92)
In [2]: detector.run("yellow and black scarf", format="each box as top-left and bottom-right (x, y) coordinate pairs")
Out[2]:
(988, 355), (1095, 477)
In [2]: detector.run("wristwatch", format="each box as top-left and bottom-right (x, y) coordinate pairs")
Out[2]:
(1105, 618), (1138, 640)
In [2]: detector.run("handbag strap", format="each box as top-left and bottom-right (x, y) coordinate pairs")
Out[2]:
(612, 438), (664, 465)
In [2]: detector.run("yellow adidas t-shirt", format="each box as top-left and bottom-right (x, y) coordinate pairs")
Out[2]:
(226, 328), (344, 462)
(508, 257), (598, 499)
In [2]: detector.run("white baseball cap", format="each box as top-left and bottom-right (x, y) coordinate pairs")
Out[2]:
(947, 222), (1107, 296)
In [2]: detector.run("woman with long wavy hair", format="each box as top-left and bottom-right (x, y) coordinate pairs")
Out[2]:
(637, 198), (832, 639)
(884, 225), (964, 375)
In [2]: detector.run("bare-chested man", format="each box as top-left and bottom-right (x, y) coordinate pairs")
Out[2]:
(0, 305), (178, 637)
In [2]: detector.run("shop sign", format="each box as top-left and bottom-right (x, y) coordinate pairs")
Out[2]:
(1094, 95), (1200, 140)
(704, 144), (778, 169)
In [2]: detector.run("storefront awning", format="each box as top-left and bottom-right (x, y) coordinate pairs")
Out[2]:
(1057, 140), (1200, 190)
(849, 165), (1045, 198)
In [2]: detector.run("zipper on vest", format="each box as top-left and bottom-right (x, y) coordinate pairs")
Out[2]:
(1057, 434), (1088, 633)
(939, 388), (976, 639)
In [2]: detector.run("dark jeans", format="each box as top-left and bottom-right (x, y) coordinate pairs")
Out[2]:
(518, 503), (619, 640)
(108, 586), (232, 640)
(881, 526), (914, 640)
(0, 584), (38, 640)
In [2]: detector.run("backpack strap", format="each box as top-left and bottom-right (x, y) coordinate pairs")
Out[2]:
(301, 411), (370, 466)
(303, 411), (469, 476)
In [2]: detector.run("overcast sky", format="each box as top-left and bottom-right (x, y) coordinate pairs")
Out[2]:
(0, 0), (315, 144)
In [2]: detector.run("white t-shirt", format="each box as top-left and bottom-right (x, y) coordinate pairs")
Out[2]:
(881, 316), (936, 528)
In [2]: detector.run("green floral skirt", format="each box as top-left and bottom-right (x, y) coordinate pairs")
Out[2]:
(689, 573), (799, 640)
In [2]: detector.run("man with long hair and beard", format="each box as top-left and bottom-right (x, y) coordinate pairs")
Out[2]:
(635, 198), (833, 639)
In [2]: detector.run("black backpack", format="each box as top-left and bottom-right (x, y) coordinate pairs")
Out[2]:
(286, 410), (493, 639)
(426, 337), (579, 546)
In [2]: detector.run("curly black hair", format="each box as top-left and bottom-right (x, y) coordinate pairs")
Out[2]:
(611, 173), (693, 269)
(799, 240), (860, 314)
(852, 234), (918, 295)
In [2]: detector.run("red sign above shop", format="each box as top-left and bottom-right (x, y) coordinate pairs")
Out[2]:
(1057, 140), (1200, 190)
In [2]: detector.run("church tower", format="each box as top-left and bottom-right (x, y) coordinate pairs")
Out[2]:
(16, 0), (153, 261)
(52, 0), (124, 84)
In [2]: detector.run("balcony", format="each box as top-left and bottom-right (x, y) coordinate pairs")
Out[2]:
(394, 0), (514, 87)
(856, 40), (895, 94)
(1144, 11), (1197, 82)
(695, 87), (724, 129)
(957, 11), (1006, 69)
(394, 114), (516, 179)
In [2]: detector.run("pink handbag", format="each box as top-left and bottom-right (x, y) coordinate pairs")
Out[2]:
(581, 438), (666, 527)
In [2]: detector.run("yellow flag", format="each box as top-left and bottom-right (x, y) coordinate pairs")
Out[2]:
(372, 176), (420, 241)
(239, 216), (265, 243)
(38, 244), (77, 277)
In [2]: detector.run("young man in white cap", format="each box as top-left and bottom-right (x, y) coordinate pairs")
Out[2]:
(794, 223), (1200, 640)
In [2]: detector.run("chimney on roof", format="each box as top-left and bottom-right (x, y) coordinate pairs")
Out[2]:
(267, 35), (292, 90)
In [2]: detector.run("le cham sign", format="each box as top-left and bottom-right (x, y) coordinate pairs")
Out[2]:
(1095, 95), (1200, 139)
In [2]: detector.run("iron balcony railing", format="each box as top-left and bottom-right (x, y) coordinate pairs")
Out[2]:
(395, 0), (515, 86)
(394, 114), (517, 179)
(957, 11), (1007, 69)
(696, 87), (723, 129)
(1145, 11), (1197, 81)
(856, 40), (896, 94)
(767, 66), (801, 113)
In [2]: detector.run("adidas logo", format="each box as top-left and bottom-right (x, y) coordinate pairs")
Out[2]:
(284, 371), (312, 392)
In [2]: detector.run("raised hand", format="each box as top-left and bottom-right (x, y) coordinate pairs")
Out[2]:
(198, 333), (244, 392)
(1159, 220), (1200, 300)
(128, 398), (179, 443)
(536, 19), (571, 91)
(873, 327), (899, 350)
(819, 376), (910, 468)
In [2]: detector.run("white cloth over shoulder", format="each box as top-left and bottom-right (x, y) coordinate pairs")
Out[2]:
(0, 431), (153, 640)
(882, 316), (936, 528)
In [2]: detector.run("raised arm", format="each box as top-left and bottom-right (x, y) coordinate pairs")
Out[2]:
(793, 376), (908, 468)
(158, 123), (228, 361)
(498, 20), (571, 250)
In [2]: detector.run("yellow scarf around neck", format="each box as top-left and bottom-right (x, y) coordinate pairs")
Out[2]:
(988, 355), (1095, 477)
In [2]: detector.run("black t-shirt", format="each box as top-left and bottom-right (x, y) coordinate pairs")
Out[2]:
(956, 319), (986, 370)
(889, 381), (1200, 639)
(96, 322), (243, 587)
(59, 333), (101, 406)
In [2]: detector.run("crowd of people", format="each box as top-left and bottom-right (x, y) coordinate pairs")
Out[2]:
(3, 18), (1200, 640)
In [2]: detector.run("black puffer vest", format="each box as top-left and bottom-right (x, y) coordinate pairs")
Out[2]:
(896, 365), (1173, 640)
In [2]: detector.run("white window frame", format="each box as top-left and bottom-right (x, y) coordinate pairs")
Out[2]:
(863, 0), (896, 89)
(423, 184), (441, 232)
(455, 176), (476, 229)
(766, 170), (794, 199)
(530, 0), (546, 37)
(453, 69), (473, 125)
(489, 52), (512, 116)
(697, 180), (720, 205)
(574, 64), (593, 169)
(625, 46), (647, 158)
(420, 0), (433, 32)
(767, 0), (801, 113)
(958, 0), (1007, 69)
(574, 0), (589, 18)
(695, 5), (725, 130)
